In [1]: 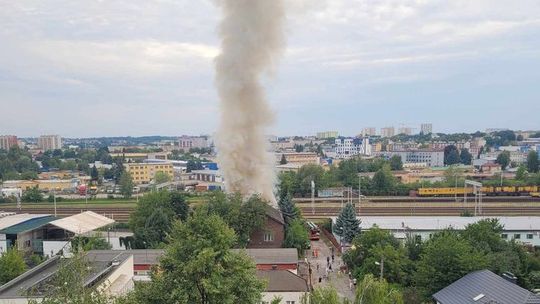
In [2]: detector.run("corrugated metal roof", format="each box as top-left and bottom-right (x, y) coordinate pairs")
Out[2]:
(347, 216), (540, 231)
(49, 211), (114, 234)
(433, 270), (540, 304)
(0, 216), (57, 234)
(0, 214), (51, 231)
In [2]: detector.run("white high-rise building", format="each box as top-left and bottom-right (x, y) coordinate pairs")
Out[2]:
(335, 138), (372, 159)
(421, 123), (433, 134)
(38, 135), (62, 151)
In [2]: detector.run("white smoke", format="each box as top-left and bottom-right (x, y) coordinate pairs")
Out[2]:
(214, 0), (286, 205)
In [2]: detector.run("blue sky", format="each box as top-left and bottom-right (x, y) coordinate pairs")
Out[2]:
(1, 0), (539, 137)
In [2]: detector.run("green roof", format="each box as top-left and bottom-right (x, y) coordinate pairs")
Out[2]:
(0, 216), (57, 235)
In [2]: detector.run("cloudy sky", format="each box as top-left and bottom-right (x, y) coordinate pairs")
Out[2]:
(1, 0), (539, 137)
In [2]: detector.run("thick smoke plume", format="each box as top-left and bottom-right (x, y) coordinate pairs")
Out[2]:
(215, 0), (286, 205)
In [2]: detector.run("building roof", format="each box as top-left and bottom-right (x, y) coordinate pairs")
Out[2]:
(88, 249), (164, 265)
(265, 206), (285, 225)
(257, 270), (309, 292)
(49, 211), (114, 234)
(0, 216), (57, 234)
(233, 248), (298, 265)
(0, 251), (132, 299)
(352, 216), (540, 232)
(433, 270), (540, 304)
(0, 214), (51, 231)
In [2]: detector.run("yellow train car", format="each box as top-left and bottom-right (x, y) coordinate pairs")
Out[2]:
(418, 185), (540, 197)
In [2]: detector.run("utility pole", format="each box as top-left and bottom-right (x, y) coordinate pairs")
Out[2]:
(53, 188), (57, 217)
(311, 180), (315, 215)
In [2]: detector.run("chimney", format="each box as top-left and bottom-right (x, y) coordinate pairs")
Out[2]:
(501, 272), (517, 284)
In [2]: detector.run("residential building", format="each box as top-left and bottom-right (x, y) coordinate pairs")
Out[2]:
(248, 207), (285, 249)
(316, 131), (338, 139)
(233, 248), (299, 274)
(380, 127), (395, 138)
(37, 135), (62, 151)
(178, 135), (209, 150)
(124, 162), (174, 184)
(432, 270), (540, 304)
(361, 127), (376, 137)
(398, 127), (413, 135)
(420, 123), (432, 134)
(0, 251), (134, 303)
(277, 152), (320, 166)
(0, 135), (18, 150)
(379, 149), (444, 167)
(353, 216), (540, 246)
(258, 270), (309, 304)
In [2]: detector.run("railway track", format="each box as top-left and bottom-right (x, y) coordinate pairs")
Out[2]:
(294, 196), (540, 203)
(3, 203), (540, 223)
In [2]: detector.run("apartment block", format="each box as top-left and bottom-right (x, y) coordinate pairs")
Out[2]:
(178, 135), (209, 150)
(124, 162), (174, 184)
(0, 135), (18, 150)
(38, 135), (62, 151)
(361, 127), (376, 137)
(380, 127), (395, 138)
(421, 123), (433, 134)
(316, 131), (338, 139)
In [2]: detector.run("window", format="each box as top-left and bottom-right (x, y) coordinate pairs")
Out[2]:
(263, 231), (274, 242)
(286, 302), (295, 304)
(514, 234), (521, 239)
(527, 234), (533, 239)
(501, 234), (508, 239)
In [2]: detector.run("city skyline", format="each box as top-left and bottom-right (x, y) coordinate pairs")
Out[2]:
(1, 1), (540, 137)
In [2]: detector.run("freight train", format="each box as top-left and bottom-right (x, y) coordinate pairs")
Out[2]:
(417, 186), (540, 197)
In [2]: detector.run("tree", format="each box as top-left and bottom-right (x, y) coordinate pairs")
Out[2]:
(460, 148), (473, 165)
(278, 194), (299, 225)
(90, 165), (99, 182)
(0, 248), (27, 285)
(28, 253), (111, 304)
(333, 202), (361, 244)
(284, 219), (310, 255)
(371, 165), (396, 195)
(461, 218), (505, 253)
(119, 171), (134, 198)
(129, 191), (177, 248)
(202, 193), (267, 247)
(527, 150), (539, 173)
(22, 186), (43, 203)
(170, 191), (189, 221)
(496, 151), (511, 170)
(516, 165), (528, 180)
(444, 145), (460, 165)
(71, 235), (112, 253)
(127, 213), (265, 304)
(295, 144), (304, 152)
(301, 287), (347, 304)
(415, 231), (488, 298)
(280, 154), (288, 165)
(389, 155), (403, 171)
(355, 274), (404, 304)
(153, 171), (171, 184)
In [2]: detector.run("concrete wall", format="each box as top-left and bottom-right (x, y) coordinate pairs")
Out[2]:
(99, 255), (134, 297)
(261, 291), (306, 304)
(43, 241), (70, 257)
